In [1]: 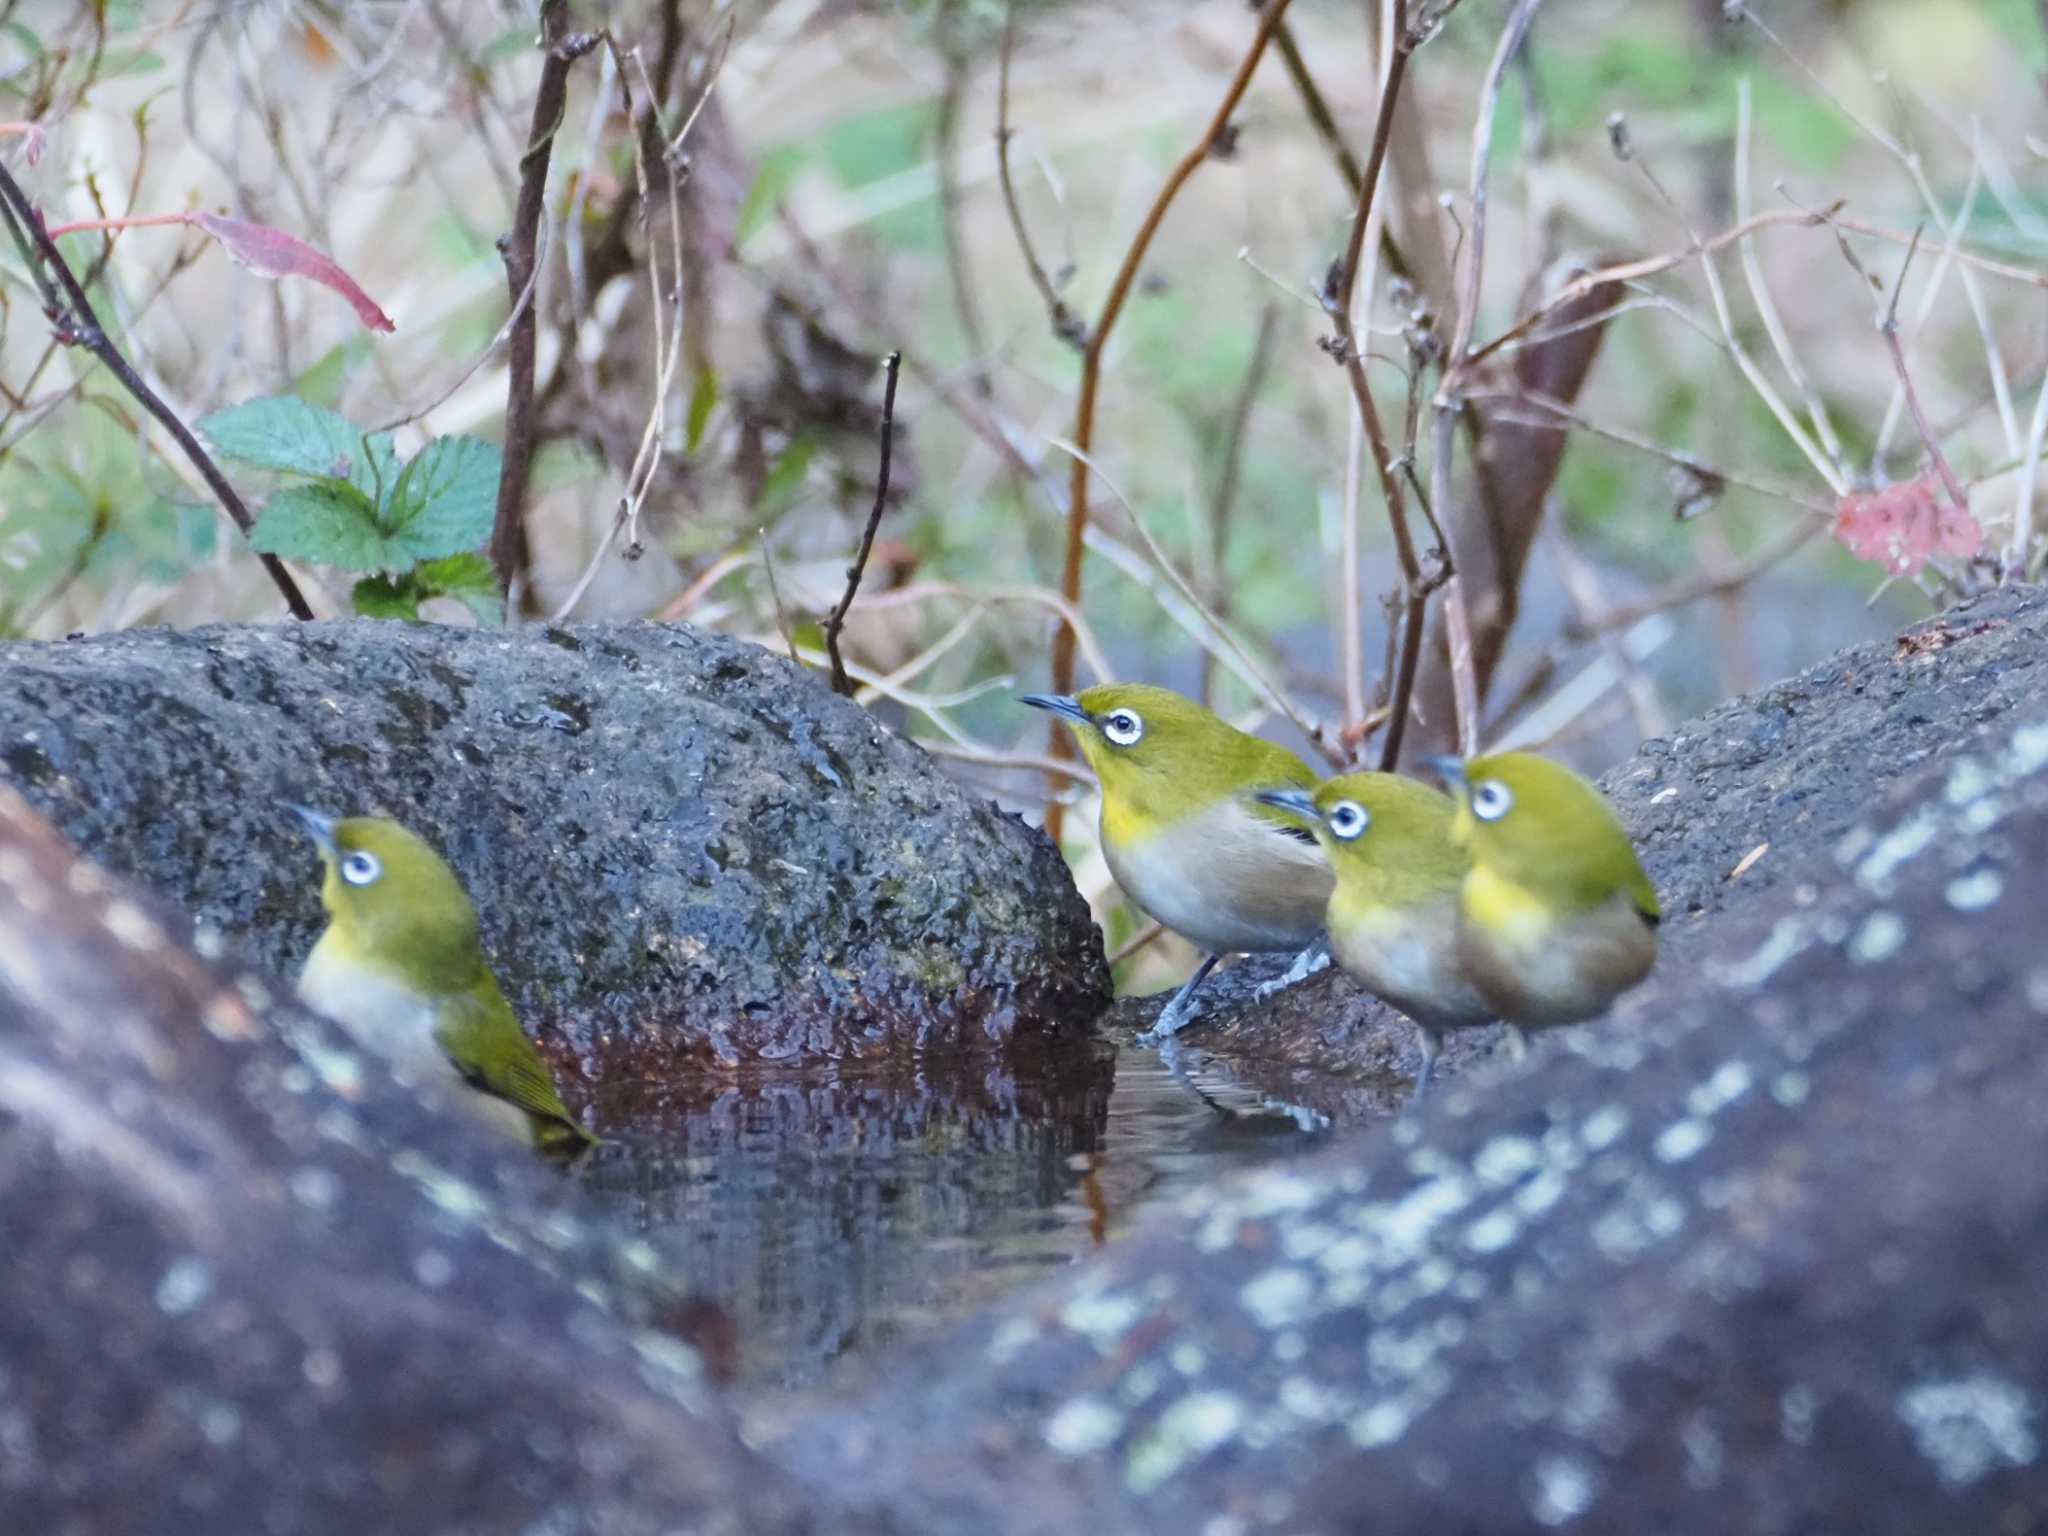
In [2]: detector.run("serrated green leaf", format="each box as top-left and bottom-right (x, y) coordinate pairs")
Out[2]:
(249, 482), (390, 571)
(351, 574), (422, 620)
(412, 553), (504, 626)
(199, 396), (396, 503)
(686, 366), (719, 453)
(384, 435), (501, 562)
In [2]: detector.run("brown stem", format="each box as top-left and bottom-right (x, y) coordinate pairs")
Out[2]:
(1200, 303), (1281, 705)
(493, 1), (600, 606)
(0, 161), (313, 620)
(1045, 0), (1298, 829)
(824, 352), (904, 698)
(1878, 225), (1971, 513)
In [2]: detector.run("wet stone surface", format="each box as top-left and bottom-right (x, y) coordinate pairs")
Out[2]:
(0, 620), (1110, 1069)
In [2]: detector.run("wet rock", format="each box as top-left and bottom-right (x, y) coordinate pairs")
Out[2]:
(0, 621), (1108, 1068)
(776, 586), (2048, 1533)
(1130, 585), (2048, 1117)
(0, 788), (834, 1536)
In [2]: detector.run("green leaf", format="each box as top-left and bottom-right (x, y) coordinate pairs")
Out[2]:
(686, 366), (719, 453)
(351, 574), (421, 620)
(384, 435), (501, 562)
(755, 431), (818, 516)
(249, 482), (390, 571)
(199, 396), (396, 503)
(736, 145), (806, 246)
(412, 553), (504, 626)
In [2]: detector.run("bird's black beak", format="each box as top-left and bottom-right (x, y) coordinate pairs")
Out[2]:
(1254, 786), (1319, 822)
(285, 802), (339, 856)
(1420, 754), (1468, 791)
(1020, 693), (1090, 726)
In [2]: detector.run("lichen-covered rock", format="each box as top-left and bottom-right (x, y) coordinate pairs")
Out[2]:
(0, 621), (1108, 1069)
(775, 588), (2048, 1533)
(0, 789), (836, 1536)
(1131, 586), (2048, 1118)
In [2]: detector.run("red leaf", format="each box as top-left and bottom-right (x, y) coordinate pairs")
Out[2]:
(1832, 476), (1981, 578)
(192, 212), (395, 333)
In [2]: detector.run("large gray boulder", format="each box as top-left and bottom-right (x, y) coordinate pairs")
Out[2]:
(0, 786), (837, 1536)
(769, 585), (2048, 1532)
(0, 620), (1108, 1068)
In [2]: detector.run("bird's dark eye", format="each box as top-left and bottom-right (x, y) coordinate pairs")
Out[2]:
(1327, 800), (1369, 841)
(1471, 780), (1514, 822)
(1101, 709), (1145, 747)
(340, 850), (383, 887)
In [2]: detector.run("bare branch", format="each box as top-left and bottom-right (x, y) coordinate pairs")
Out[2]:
(825, 352), (905, 698)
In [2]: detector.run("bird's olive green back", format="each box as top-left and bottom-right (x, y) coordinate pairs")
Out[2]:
(317, 819), (492, 996)
(432, 981), (583, 1139)
(1451, 753), (1659, 918)
(1068, 684), (1318, 844)
(1312, 772), (1467, 908)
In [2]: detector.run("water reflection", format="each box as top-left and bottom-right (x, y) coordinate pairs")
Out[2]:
(574, 1031), (1328, 1390)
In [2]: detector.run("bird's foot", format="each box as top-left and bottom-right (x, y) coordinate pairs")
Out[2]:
(1252, 936), (1331, 1001)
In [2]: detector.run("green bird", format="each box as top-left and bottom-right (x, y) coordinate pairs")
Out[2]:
(1425, 752), (1659, 1028)
(288, 807), (597, 1157)
(1257, 772), (1495, 1101)
(1023, 684), (1333, 1038)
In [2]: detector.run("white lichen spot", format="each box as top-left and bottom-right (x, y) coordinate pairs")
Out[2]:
(1688, 1060), (1753, 1117)
(154, 1257), (212, 1317)
(1772, 1071), (1811, 1107)
(1474, 1135), (1542, 1187)
(1712, 918), (1810, 990)
(1943, 757), (1995, 807)
(413, 1249), (456, 1288)
(1856, 808), (1940, 894)
(102, 898), (165, 953)
(1781, 1385), (1817, 1445)
(1579, 1105), (1629, 1151)
(2026, 968), (2048, 1016)
(1515, 1168), (1568, 1219)
(1369, 1172), (1474, 1264)
(301, 1347), (342, 1389)
(288, 1166), (340, 1209)
(1061, 1288), (1143, 1346)
(1348, 1399), (1412, 1448)
(1463, 1207), (1521, 1254)
(1529, 1454), (1600, 1526)
(1170, 1343), (1207, 1377)
(986, 1316), (1040, 1366)
(197, 1400), (242, 1448)
(2006, 720), (2048, 778)
(1124, 1392), (1243, 1495)
(1849, 911), (1907, 965)
(1272, 1330), (1307, 1364)
(1682, 1415), (1725, 1490)
(191, 924), (226, 960)
(1121, 1363), (1165, 1407)
(1945, 868), (2003, 912)
(1314, 1234), (1373, 1276)
(631, 1329), (704, 1390)
(1200, 1518), (1246, 1536)
(1897, 1373), (2039, 1487)
(1654, 1119), (1711, 1164)
(1045, 1396), (1124, 1457)
(1241, 1268), (1314, 1330)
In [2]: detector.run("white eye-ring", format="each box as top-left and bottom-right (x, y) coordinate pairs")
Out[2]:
(1471, 779), (1514, 822)
(340, 849), (384, 887)
(1100, 709), (1145, 747)
(1327, 800), (1369, 841)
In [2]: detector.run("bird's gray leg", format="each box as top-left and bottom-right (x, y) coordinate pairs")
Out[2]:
(1407, 1026), (1443, 1109)
(1253, 934), (1331, 1000)
(1142, 953), (1223, 1042)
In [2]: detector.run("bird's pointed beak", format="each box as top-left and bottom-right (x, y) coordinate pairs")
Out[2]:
(1420, 754), (1468, 791)
(1019, 692), (1089, 726)
(285, 802), (339, 856)
(1254, 786), (1319, 822)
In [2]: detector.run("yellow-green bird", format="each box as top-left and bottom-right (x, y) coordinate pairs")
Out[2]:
(288, 807), (598, 1157)
(1256, 773), (1494, 1100)
(1023, 684), (1332, 1037)
(1426, 752), (1659, 1028)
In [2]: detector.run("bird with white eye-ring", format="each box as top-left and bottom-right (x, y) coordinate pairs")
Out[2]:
(1022, 683), (1334, 1039)
(1424, 751), (1659, 1031)
(1256, 771), (1495, 1102)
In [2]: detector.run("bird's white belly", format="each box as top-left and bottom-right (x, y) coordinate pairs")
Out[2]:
(297, 941), (457, 1089)
(1105, 798), (1332, 956)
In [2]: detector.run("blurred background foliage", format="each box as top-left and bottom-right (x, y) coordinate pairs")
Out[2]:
(1, 0), (2043, 989)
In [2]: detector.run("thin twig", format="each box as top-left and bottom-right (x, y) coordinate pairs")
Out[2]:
(2015, 369), (2048, 578)
(492, 2), (601, 602)
(825, 351), (904, 698)
(1563, 516), (1825, 640)
(1200, 303), (1280, 705)
(759, 532), (800, 667)
(1045, 0), (1300, 825)
(0, 161), (314, 619)
(996, 1), (1085, 349)
(1874, 225), (1972, 514)
(1270, 16), (1413, 285)
(933, 6), (989, 386)
(1441, 574), (1479, 756)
